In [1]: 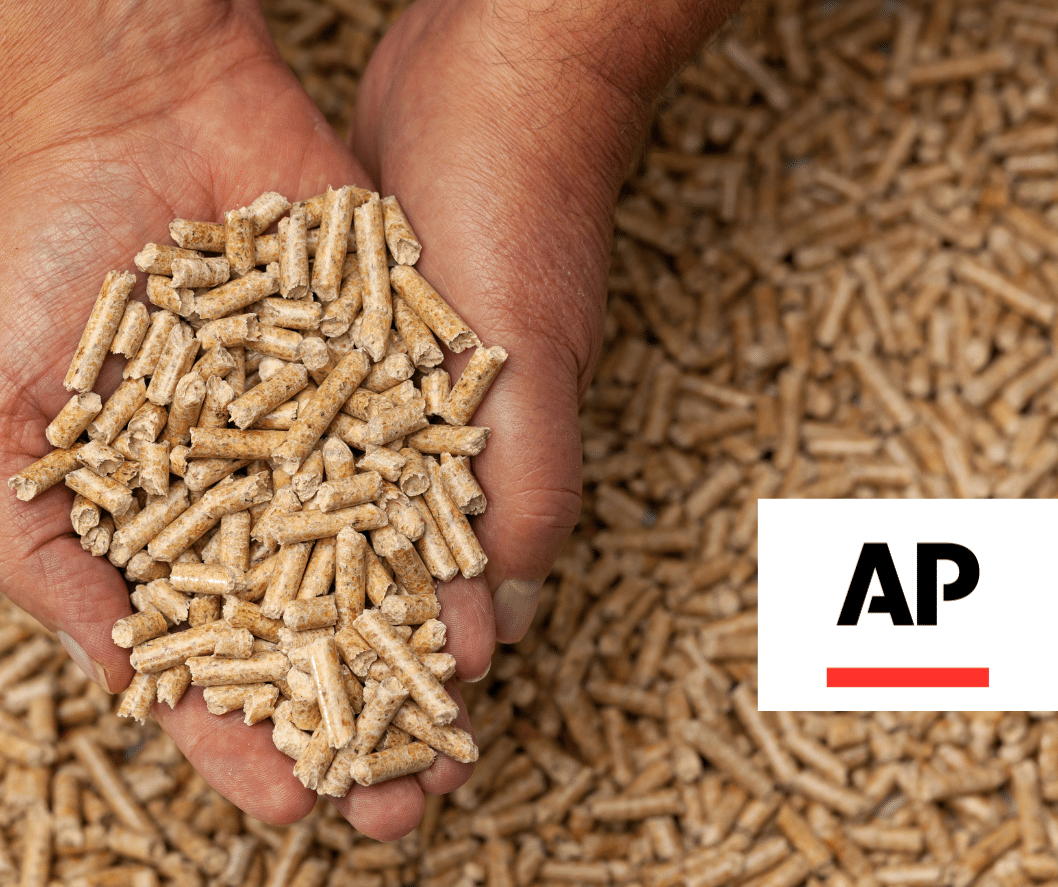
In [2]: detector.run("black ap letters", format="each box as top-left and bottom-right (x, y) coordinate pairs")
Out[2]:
(837, 542), (979, 626)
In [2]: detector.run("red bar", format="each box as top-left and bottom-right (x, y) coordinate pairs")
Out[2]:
(827, 667), (988, 688)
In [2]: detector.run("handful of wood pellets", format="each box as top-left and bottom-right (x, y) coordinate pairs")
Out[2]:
(8, 186), (507, 795)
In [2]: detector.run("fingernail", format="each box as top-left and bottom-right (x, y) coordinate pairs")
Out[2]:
(466, 662), (491, 683)
(57, 631), (114, 693)
(493, 579), (543, 644)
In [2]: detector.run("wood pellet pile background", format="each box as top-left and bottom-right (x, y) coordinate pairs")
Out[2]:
(4, 0), (1058, 884)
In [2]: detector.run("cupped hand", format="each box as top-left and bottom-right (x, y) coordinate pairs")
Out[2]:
(352, 0), (651, 647)
(0, 0), (470, 839)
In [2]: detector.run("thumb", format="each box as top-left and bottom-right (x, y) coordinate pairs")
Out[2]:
(471, 339), (584, 643)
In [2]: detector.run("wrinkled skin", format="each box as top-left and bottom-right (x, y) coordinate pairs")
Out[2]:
(0, 0), (624, 839)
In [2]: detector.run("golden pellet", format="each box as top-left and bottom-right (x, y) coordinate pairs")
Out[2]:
(316, 471), (384, 513)
(64, 270), (136, 393)
(353, 192), (391, 361)
(146, 273), (194, 316)
(46, 393), (103, 449)
(380, 195), (421, 265)
(390, 265), (480, 353)
(438, 346), (508, 426)
(439, 453), (486, 515)
(354, 610), (457, 726)
(88, 378), (148, 444)
(187, 650), (289, 686)
(195, 267), (280, 320)
(407, 425), (491, 457)
(271, 349), (372, 475)
(283, 597), (338, 631)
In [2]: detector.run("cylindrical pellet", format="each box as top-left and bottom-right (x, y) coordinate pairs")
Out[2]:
(421, 458), (486, 578)
(349, 741), (436, 786)
(110, 300), (151, 358)
(46, 392), (103, 449)
(64, 270), (136, 392)
(227, 362), (308, 430)
(354, 610), (458, 725)
(271, 350), (372, 475)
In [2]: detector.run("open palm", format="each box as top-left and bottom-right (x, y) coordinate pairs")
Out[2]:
(0, 1), (472, 838)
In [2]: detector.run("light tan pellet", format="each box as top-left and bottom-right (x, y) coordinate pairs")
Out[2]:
(420, 457), (486, 578)
(46, 393), (103, 449)
(347, 741), (435, 788)
(76, 439), (124, 475)
(187, 651), (289, 686)
(147, 473), (270, 562)
(392, 295), (443, 369)
(279, 205), (310, 300)
(398, 447), (430, 494)
(353, 446), (403, 484)
(271, 349), (372, 475)
(385, 497), (426, 541)
(137, 441), (169, 497)
(354, 610), (458, 726)
(381, 195), (422, 265)
(407, 425), (491, 457)
(162, 374), (206, 447)
(315, 472), (384, 513)
(87, 378), (148, 444)
(235, 684), (276, 726)
(223, 598), (284, 644)
(260, 541), (314, 619)
(65, 468), (134, 517)
(284, 597), (338, 632)
(408, 495), (459, 581)
(147, 273), (195, 316)
(110, 300), (151, 358)
(191, 343), (237, 381)
(389, 265), (480, 352)
(305, 189), (355, 303)
(373, 527), (436, 597)
(64, 270), (136, 393)
(438, 346), (508, 427)
(334, 528), (367, 630)
(421, 368), (451, 417)
(7, 445), (83, 502)
(70, 493), (101, 535)
(188, 427), (289, 460)
(145, 323), (199, 407)
(350, 192), (391, 361)
(111, 611), (168, 649)
(125, 309), (179, 380)
(115, 672), (158, 725)
(224, 207), (255, 277)
(155, 664), (192, 708)
(390, 700), (478, 764)
(171, 256), (230, 289)
(361, 352), (415, 393)
(439, 453), (486, 515)
(305, 636), (356, 750)
(169, 563), (242, 595)
(364, 400), (428, 446)
(293, 724), (337, 791)
(410, 619), (447, 656)
(195, 267), (280, 320)
(268, 504), (387, 545)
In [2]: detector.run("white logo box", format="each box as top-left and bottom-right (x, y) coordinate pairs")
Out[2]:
(758, 499), (1058, 711)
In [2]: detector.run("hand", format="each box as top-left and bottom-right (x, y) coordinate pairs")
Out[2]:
(0, 0), (468, 840)
(352, 0), (649, 651)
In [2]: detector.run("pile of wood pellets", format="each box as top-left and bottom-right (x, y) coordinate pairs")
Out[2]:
(1, 0), (1058, 884)
(10, 181), (508, 802)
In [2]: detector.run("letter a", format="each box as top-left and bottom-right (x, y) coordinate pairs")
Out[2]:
(837, 543), (915, 626)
